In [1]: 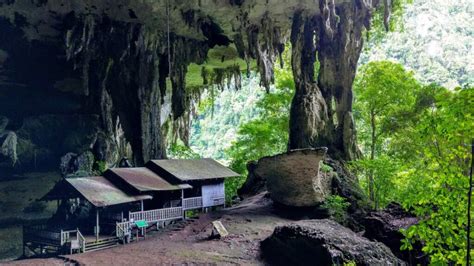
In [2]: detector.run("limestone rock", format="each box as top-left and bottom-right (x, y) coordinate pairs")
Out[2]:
(60, 151), (95, 177)
(261, 219), (405, 265)
(0, 131), (18, 166)
(254, 148), (330, 207)
(363, 203), (424, 264)
(0, 116), (8, 132)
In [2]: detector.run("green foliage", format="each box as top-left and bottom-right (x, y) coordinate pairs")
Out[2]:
(224, 176), (247, 204)
(368, 0), (413, 43)
(395, 86), (474, 264)
(321, 195), (351, 225)
(93, 160), (107, 174)
(226, 54), (294, 177)
(354, 59), (473, 263)
(320, 162), (333, 173)
(185, 45), (253, 90)
(342, 261), (356, 266)
(362, 0), (474, 88)
(190, 75), (265, 162)
(354, 60), (421, 209)
(167, 141), (201, 159)
(351, 155), (399, 210)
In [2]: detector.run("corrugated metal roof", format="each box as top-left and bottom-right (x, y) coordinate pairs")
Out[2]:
(106, 167), (191, 192)
(66, 176), (152, 207)
(147, 159), (239, 181)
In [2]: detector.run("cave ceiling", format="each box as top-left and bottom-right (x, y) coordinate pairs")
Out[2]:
(0, 0), (384, 169)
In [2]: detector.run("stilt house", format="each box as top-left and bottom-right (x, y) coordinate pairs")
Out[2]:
(23, 158), (238, 256)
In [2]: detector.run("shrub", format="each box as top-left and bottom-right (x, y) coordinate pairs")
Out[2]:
(321, 195), (350, 224)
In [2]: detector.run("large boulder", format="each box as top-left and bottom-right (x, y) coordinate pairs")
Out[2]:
(363, 203), (424, 264)
(261, 219), (405, 265)
(251, 148), (330, 207)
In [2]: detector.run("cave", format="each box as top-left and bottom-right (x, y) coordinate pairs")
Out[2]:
(0, 0), (391, 171)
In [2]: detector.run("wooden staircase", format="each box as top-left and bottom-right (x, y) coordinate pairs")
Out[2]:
(84, 237), (119, 252)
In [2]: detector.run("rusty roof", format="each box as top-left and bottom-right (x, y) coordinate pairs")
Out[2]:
(65, 176), (152, 207)
(146, 159), (239, 181)
(106, 167), (191, 192)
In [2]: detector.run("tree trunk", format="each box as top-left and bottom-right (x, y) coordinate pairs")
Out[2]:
(369, 110), (376, 207)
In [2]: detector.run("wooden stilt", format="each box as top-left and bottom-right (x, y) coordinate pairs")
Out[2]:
(140, 200), (144, 236)
(96, 208), (99, 241)
(181, 189), (185, 220)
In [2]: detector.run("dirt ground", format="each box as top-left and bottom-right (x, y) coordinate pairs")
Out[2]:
(5, 193), (292, 265)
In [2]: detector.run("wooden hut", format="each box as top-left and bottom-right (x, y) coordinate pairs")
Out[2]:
(24, 158), (238, 256)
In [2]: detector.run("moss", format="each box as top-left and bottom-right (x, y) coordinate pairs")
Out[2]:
(185, 45), (256, 90)
(93, 160), (107, 174)
(320, 162), (333, 173)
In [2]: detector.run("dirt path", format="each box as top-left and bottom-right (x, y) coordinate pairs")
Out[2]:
(6, 193), (290, 265)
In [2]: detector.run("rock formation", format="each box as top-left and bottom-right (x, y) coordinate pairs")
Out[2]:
(0, 0), (391, 170)
(363, 203), (425, 264)
(261, 219), (405, 265)
(250, 148), (330, 207)
(239, 152), (369, 226)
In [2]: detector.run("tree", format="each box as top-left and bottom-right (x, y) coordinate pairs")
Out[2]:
(397, 86), (474, 264)
(353, 61), (420, 208)
(226, 63), (294, 176)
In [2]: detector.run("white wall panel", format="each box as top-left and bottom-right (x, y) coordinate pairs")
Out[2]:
(202, 182), (225, 207)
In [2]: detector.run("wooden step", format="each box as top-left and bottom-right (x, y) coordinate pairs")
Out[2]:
(84, 241), (118, 252)
(84, 237), (119, 252)
(84, 243), (118, 253)
(85, 236), (119, 245)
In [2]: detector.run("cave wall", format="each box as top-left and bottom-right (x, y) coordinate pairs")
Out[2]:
(0, 0), (387, 172)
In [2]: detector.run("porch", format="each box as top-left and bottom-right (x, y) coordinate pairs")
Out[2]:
(23, 196), (205, 256)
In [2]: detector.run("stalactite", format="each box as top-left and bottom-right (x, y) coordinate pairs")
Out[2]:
(168, 35), (209, 120)
(235, 12), (286, 92)
(201, 65), (242, 91)
(0, 0), (392, 166)
(288, 11), (329, 150)
(288, 1), (377, 160)
(319, 0), (339, 39)
(65, 14), (167, 165)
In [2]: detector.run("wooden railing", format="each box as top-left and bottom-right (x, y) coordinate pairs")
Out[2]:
(24, 225), (62, 246)
(60, 230), (77, 246)
(183, 197), (203, 210)
(77, 229), (85, 253)
(129, 207), (183, 224)
(116, 221), (131, 238)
